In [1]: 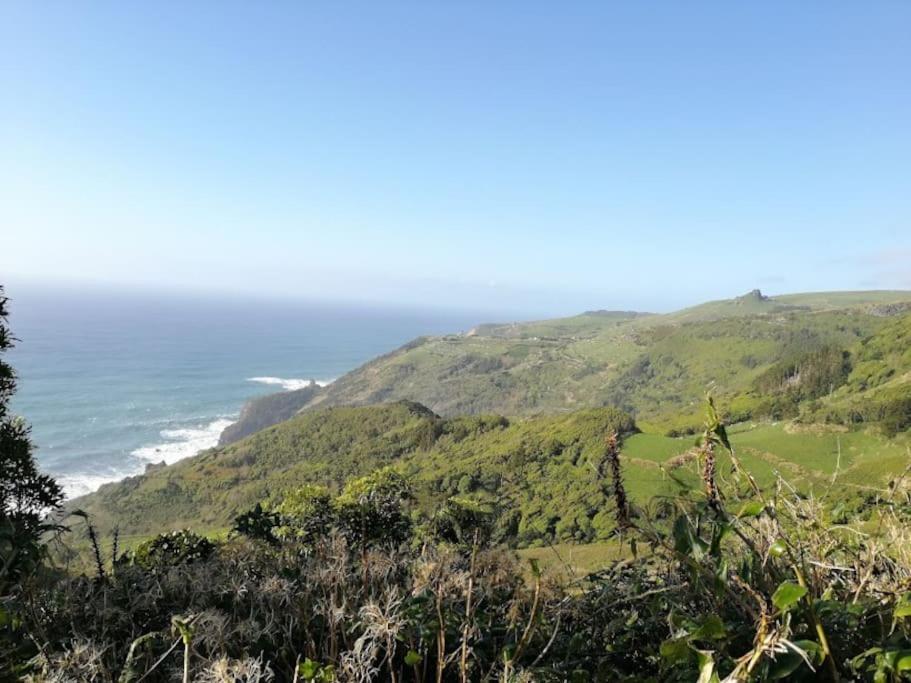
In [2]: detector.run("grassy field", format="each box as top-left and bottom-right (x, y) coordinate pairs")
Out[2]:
(624, 423), (910, 491)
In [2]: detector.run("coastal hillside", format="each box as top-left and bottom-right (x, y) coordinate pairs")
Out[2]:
(75, 396), (911, 549)
(76, 403), (635, 545)
(221, 289), (911, 441)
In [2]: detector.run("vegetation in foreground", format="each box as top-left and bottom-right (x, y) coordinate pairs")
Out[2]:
(10, 400), (911, 682)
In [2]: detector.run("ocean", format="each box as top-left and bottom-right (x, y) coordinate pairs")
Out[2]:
(5, 284), (488, 499)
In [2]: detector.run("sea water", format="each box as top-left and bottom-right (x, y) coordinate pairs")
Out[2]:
(5, 284), (486, 498)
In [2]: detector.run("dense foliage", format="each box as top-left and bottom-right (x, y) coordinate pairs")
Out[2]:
(73, 405), (640, 549)
(0, 287), (64, 589)
(0, 288), (64, 677)
(14, 400), (911, 682)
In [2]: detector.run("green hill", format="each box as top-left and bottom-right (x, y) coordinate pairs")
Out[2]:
(74, 403), (634, 546)
(261, 289), (911, 434)
(74, 398), (911, 550)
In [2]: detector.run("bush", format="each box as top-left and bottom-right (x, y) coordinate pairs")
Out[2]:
(127, 529), (215, 570)
(232, 503), (281, 545)
(881, 394), (911, 437)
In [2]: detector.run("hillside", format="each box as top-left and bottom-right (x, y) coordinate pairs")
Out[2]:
(74, 403), (634, 545)
(74, 397), (911, 549)
(217, 382), (322, 445)
(219, 289), (911, 439)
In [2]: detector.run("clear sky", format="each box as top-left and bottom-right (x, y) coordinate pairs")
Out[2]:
(2, 2), (909, 316)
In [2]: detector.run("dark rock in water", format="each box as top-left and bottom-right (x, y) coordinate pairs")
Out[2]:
(218, 383), (323, 445)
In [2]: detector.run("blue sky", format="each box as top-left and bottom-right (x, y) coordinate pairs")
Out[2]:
(2, 2), (909, 316)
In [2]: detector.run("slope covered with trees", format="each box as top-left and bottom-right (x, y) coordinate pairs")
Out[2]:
(220, 290), (911, 441)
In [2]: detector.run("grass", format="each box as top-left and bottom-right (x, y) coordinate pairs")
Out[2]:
(621, 432), (691, 463)
(518, 540), (629, 578)
(294, 293), (910, 433)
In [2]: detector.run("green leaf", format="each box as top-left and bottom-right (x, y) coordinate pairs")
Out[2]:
(713, 558), (729, 592)
(298, 659), (320, 679)
(896, 651), (911, 672)
(767, 651), (808, 679)
(772, 581), (807, 611)
(404, 650), (423, 667)
(673, 516), (692, 555)
(769, 539), (787, 558)
(768, 640), (821, 679)
(894, 593), (911, 619)
(692, 615), (727, 641)
(794, 640), (823, 664)
(660, 638), (691, 665)
(737, 501), (764, 518)
(695, 650), (719, 683)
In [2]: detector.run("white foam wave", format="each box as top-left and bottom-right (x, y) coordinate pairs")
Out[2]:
(56, 417), (236, 499)
(131, 418), (235, 465)
(247, 376), (334, 391)
(58, 473), (128, 500)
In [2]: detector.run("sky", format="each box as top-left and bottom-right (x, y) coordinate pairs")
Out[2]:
(1, 2), (909, 316)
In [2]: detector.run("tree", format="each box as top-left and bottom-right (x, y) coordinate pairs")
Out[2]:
(0, 286), (63, 588)
(335, 467), (412, 548)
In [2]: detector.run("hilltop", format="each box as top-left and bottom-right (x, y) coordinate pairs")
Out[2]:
(221, 289), (911, 440)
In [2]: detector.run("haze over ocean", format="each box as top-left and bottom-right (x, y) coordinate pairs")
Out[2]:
(5, 283), (488, 498)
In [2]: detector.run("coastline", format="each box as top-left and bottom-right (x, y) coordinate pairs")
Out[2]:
(56, 377), (333, 499)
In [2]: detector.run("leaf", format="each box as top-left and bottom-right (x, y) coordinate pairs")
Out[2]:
(737, 501), (764, 518)
(692, 615), (727, 641)
(714, 423), (732, 453)
(768, 640), (821, 679)
(404, 650), (423, 667)
(673, 516), (692, 555)
(894, 593), (911, 619)
(896, 651), (911, 672)
(298, 659), (320, 679)
(713, 558), (729, 592)
(767, 651), (809, 679)
(769, 539), (787, 558)
(772, 581), (807, 611)
(793, 639), (823, 664)
(695, 649), (719, 683)
(660, 638), (691, 665)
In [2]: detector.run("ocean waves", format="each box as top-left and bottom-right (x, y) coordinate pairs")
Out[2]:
(57, 377), (335, 499)
(247, 376), (334, 391)
(59, 417), (236, 499)
(52, 378), (333, 499)
(131, 417), (235, 465)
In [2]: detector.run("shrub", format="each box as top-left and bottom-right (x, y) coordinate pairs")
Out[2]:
(881, 394), (911, 437)
(232, 503), (281, 545)
(128, 529), (215, 570)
